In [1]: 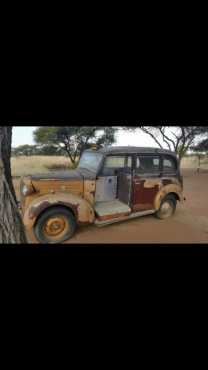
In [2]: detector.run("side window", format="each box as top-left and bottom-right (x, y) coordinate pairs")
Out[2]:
(104, 156), (125, 168)
(101, 156), (125, 176)
(136, 155), (160, 174)
(163, 156), (177, 173)
(101, 156), (132, 176)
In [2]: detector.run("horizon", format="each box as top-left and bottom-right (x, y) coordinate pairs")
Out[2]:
(12, 126), (161, 149)
(12, 126), (200, 153)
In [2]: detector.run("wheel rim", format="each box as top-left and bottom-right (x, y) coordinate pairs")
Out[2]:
(160, 201), (174, 218)
(43, 215), (71, 242)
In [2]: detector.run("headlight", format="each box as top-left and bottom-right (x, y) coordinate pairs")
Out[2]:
(21, 178), (35, 197)
(22, 184), (30, 196)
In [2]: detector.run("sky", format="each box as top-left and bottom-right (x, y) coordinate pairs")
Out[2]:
(12, 126), (160, 148)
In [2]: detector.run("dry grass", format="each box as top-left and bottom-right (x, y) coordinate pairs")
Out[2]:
(11, 154), (208, 178)
(181, 156), (208, 170)
(11, 156), (74, 177)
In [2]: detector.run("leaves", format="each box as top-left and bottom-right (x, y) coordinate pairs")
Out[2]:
(33, 126), (118, 162)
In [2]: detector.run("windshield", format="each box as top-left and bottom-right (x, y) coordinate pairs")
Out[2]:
(78, 151), (104, 173)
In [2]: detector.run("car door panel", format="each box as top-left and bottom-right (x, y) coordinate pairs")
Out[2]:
(132, 175), (161, 211)
(132, 155), (161, 211)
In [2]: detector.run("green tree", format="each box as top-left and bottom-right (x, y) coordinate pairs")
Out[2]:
(192, 138), (208, 153)
(33, 126), (117, 163)
(12, 144), (39, 156)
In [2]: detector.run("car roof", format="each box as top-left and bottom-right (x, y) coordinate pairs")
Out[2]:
(88, 146), (177, 157)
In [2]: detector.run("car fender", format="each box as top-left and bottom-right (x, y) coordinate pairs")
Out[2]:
(154, 184), (183, 211)
(23, 192), (95, 229)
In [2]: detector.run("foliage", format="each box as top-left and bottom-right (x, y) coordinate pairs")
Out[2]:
(192, 139), (208, 153)
(33, 126), (117, 163)
(12, 144), (65, 157)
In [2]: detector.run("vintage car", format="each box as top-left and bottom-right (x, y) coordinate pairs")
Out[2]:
(20, 146), (184, 243)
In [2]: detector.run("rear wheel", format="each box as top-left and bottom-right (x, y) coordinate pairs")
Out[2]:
(34, 207), (76, 244)
(156, 195), (177, 220)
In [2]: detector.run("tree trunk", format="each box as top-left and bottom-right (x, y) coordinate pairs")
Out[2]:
(0, 126), (27, 244)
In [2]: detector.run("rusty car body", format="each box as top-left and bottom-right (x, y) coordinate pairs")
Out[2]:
(20, 146), (184, 243)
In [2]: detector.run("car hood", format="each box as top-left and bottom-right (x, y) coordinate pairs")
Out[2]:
(30, 168), (96, 181)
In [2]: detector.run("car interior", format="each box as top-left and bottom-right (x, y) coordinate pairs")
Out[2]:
(94, 155), (132, 221)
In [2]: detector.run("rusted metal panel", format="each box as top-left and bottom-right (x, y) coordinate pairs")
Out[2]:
(94, 200), (131, 221)
(31, 169), (83, 181)
(84, 180), (96, 206)
(96, 212), (130, 222)
(154, 184), (183, 210)
(132, 175), (183, 212)
(95, 209), (155, 227)
(23, 192), (95, 230)
(143, 179), (163, 189)
(133, 177), (160, 211)
(30, 168), (97, 181)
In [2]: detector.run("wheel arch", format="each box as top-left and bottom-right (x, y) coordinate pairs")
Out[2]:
(166, 192), (180, 202)
(154, 184), (183, 211)
(33, 203), (76, 228)
(23, 192), (95, 230)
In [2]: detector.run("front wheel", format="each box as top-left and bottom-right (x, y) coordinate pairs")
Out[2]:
(155, 195), (177, 220)
(34, 207), (76, 244)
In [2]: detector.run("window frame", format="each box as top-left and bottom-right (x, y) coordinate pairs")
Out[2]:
(133, 154), (162, 176)
(99, 154), (133, 176)
(162, 155), (177, 174)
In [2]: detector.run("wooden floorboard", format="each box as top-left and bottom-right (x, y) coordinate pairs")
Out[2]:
(94, 199), (131, 217)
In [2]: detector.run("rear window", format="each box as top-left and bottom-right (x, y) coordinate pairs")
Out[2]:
(136, 155), (160, 174)
(163, 156), (177, 173)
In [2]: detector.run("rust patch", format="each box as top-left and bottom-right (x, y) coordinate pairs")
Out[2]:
(29, 201), (51, 219)
(97, 212), (130, 222)
(154, 184), (183, 210)
(143, 179), (163, 189)
(23, 192), (95, 231)
(162, 178), (180, 186)
(84, 180), (96, 206)
(133, 203), (154, 212)
(31, 179), (83, 197)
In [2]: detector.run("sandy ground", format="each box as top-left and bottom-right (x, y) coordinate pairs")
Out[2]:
(13, 168), (208, 244)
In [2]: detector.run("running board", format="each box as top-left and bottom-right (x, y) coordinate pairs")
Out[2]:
(94, 209), (155, 227)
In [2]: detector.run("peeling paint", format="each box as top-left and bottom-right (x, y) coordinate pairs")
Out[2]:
(84, 180), (96, 206)
(154, 184), (183, 210)
(143, 179), (163, 189)
(23, 192), (95, 229)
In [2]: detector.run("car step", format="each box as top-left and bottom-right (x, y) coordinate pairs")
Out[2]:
(95, 209), (155, 227)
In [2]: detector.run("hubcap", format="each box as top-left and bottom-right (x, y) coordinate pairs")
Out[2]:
(44, 216), (70, 239)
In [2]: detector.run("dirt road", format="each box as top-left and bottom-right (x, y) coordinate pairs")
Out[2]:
(14, 169), (208, 244)
(68, 169), (208, 244)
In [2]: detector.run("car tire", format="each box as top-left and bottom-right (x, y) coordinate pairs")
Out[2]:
(34, 207), (77, 244)
(155, 195), (177, 220)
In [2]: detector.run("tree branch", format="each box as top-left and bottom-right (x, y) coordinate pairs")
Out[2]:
(159, 127), (176, 150)
(140, 127), (163, 148)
